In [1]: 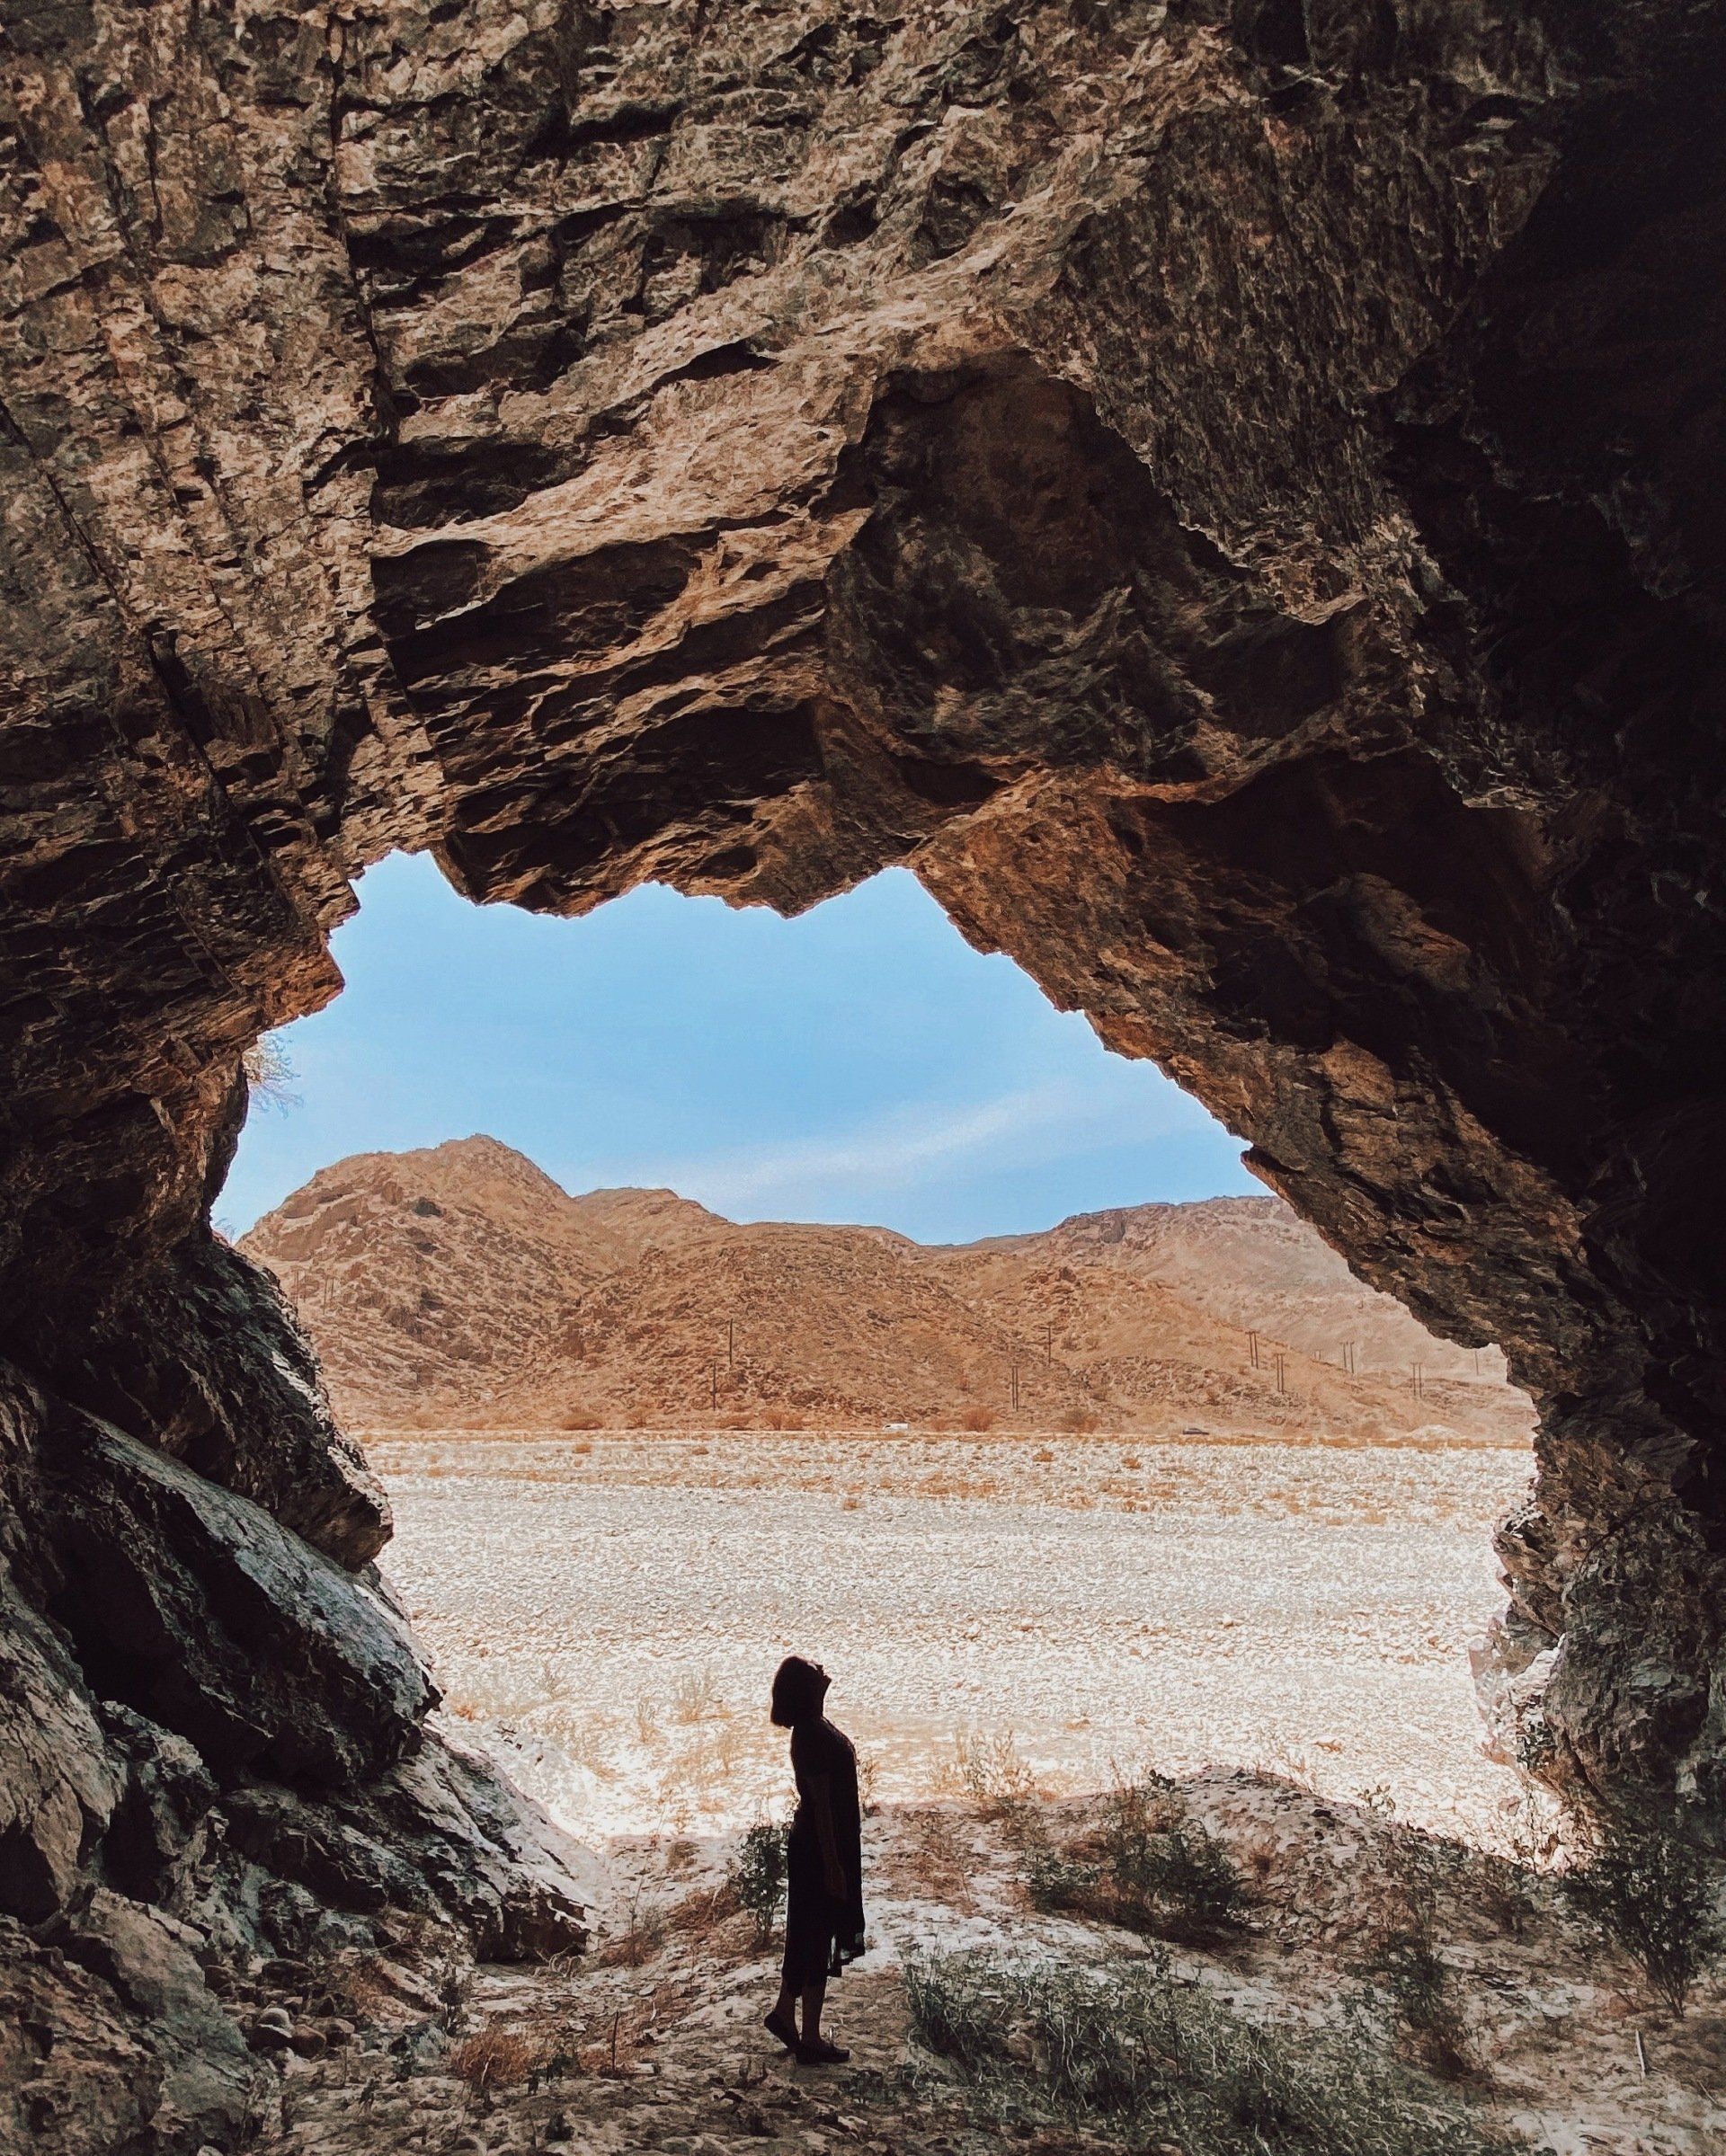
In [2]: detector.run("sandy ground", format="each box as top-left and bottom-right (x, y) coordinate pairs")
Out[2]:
(369, 1430), (1535, 1846)
(242, 1433), (1726, 2156)
(254, 1771), (1726, 2156)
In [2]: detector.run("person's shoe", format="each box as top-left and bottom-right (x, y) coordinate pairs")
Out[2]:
(763, 2007), (799, 2052)
(796, 2038), (850, 2065)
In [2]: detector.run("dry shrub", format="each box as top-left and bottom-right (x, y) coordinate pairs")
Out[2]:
(449, 2027), (542, 2091)
(593, 1885), (665, 1968)
(955, 1404), (998, 1433)
(670, 1669), (721, 1724)
(661, 1881), (752, 1958)
(949, 1730), (1042, 1830)
(1060, 1406), (1101, 1434)
(560, 1408), (602, 1431)
(319, 1957), (400, 2022)
(1031, 1443), (1055, 1463)
(761, 1406), (805, 1430)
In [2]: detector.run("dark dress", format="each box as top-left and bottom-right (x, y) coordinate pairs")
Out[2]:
(781, 1716), (866, 1986)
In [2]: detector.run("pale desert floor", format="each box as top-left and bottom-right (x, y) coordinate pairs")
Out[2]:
(370, 1430), (1536, 1848)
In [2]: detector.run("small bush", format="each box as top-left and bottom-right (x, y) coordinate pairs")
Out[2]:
(1362, 1930), (1476, 2081)
(903, 1948), (1515, 2154)
(670, 1669), (720, 1724)
(1356, 1809), (1476, 2078)
(953, 1730), (1041, 1827)
(1059, 1406), (1101, 1434)
(592, 1885), (664, 1967)
(1028, 1776), (1247, 1945)
(902, 1950), (1012, 2074)
(727, 1820), (789, 1940)
(1567, 1818), (1723, 2017)
(559, 1409), (602, 1431)
(449, 2027), (541, 2091)
(955, 1404), (998, 1433)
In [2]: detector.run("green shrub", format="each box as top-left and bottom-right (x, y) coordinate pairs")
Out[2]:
(902, 1947), (1515, 2154)
(726, 1820), (789, 1940)
(1357, 1824), (1476, 2080)
(1567, 1820), (1723, 2018)
(1027, 1778), (1248, 1944)
(1361, 1929), (1476, 2081)
(901, 1948), (1013, 2073)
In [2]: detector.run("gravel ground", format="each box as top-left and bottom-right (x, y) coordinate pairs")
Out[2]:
(371, 1432), (1535, 1845)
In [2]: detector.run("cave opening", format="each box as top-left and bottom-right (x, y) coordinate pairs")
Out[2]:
(218, 848), (1533, 1848)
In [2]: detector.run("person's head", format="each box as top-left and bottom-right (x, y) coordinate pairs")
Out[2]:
(770, 1655), (831, 1727)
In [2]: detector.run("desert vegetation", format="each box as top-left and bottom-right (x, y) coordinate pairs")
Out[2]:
(901, 1947), (1512, 2154)
(254, 1759), (1725, 2156)
(1026, 1769), (1251, 1947)
(1566, 1816), (1725, 2018)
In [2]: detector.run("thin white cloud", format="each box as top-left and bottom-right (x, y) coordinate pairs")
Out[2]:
(631, 1075), (1212, 1215)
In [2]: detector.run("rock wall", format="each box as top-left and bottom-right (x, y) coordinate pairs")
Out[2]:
(2, 0), (1724, 2142)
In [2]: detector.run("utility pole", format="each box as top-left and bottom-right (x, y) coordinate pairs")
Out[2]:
(1410, 1362), (1424, 1401)
(1249, 1330), (1260, 1371)
(1010, 1361), (1020, 1413)
(1274, 1352), (1287, 1395)
(1045, 1321), (1054, 1363)
(710, 1360), (719, 1409)
(727, 1318), (735, 1369)
(1472, 1347), (1481, 1379)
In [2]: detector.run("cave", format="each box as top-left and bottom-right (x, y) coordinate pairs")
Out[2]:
(3, 0), (1725, 2145)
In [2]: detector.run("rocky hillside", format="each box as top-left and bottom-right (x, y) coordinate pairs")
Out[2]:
(242, 1140), (1530, 1442)
(939, 1200), (1508, 1382)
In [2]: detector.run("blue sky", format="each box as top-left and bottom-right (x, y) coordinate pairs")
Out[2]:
(218, 851), (1258, 1241)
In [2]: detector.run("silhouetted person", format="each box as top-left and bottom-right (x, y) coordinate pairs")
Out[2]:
(762, 1655), (864, 2065)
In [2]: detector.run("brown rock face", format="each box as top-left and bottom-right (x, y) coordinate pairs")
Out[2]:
(1, 0), (1724, 2140)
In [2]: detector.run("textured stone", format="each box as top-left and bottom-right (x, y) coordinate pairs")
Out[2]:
(45, 1418), (432, 1786)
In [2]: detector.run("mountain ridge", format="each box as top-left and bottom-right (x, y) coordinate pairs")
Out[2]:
(241, 1138), (1529, 1442)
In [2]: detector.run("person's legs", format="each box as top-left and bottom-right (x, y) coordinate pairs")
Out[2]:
(798, 1976), (826, 2044)
(765, 1965), (801, 2048)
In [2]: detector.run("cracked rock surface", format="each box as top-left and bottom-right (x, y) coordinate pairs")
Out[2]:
(3, 1), (1725, 2146)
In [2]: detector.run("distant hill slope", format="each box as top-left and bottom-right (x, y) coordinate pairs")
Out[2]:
(240, 1139), (1531, 1442)
(944, 1197), (1507, 1383)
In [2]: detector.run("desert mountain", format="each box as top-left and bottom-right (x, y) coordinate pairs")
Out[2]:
(935, 1199), (1507, 1384)
(241, 1139), (1531, 1442)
